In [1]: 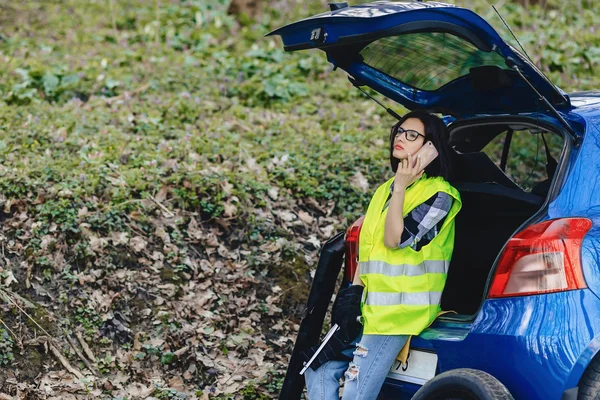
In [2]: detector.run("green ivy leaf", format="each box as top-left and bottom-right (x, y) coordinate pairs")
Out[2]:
(160, 351), (177, 365)
(42, 72), (60, 95)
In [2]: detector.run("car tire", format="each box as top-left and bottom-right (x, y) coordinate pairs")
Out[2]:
(411, 368), (514, 400)
(578, 356), (600, 399)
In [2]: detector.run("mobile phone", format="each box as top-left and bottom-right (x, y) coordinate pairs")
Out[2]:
(412, 141), (438, 171)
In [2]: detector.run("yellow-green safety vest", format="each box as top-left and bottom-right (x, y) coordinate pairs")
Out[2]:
(359, 174), (462, 335)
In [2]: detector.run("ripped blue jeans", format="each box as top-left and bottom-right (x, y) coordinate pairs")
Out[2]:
(305, 334), (409, 400)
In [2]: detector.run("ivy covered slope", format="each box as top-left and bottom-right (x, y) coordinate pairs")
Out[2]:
(0, 0), (597, 398)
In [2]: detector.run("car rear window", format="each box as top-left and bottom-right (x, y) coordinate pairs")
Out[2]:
(481, 128), (562, 192)
(359, 32), (508, 91)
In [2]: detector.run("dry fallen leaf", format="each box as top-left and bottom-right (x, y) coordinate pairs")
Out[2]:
(130, 236), (148, 252)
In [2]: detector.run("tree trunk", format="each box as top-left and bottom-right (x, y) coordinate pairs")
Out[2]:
(227, 0), (263, 20)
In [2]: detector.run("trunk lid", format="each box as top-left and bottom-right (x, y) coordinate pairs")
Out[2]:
(267, 1), (571, 116)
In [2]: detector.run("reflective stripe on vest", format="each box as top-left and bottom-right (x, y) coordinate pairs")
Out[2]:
(364, 291), (443, 306)
(358, 174), (462, 335)
(359, 260), (449, 277)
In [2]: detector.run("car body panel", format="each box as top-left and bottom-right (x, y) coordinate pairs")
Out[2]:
(564, 332), (600, 389)
(548, 99), (600, 306)
(549, 102), (600, 221)
(421, 290), (600, 399)
(379, 378), (421, 399)
(268, 1), (570, 116)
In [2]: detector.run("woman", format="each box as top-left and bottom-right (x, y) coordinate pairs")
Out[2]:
(303, 111), (462, 399)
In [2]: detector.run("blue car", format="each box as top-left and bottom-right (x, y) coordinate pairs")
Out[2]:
(271, 2), (600, 400)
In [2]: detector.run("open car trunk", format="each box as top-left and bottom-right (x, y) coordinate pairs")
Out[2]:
(378, 115), (570, 391)
(438, 115), (569, 316)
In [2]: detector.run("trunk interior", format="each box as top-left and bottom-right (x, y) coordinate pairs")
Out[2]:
(439, 117), (567, 316)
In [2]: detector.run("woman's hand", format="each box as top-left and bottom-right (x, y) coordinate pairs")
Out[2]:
(385, 154), (423, 248)
(394, 153), (423, 190)
(332, 285), (364, 343)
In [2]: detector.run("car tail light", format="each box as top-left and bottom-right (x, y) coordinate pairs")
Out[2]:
(344, 216), (364, 283)
(489, 218), (592, 298)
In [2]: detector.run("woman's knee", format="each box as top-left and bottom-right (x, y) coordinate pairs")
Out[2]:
(353, 342), (369, 358)
(306, 360), (349, 400)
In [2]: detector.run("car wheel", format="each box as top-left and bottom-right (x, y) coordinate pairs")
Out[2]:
(579, 356), (600, 400)
(412, 368), (514, 400)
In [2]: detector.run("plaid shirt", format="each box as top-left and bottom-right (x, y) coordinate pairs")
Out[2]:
(388, 183), (453, 251)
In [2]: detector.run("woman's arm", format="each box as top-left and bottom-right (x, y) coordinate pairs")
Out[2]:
(352, 264), (364, 286)
(384, 185), (407, 248)
(398, 192), (453, 250)
(384, 154), (422, 248)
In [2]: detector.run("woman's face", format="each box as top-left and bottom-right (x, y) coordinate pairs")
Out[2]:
(392, 118), (426, 160)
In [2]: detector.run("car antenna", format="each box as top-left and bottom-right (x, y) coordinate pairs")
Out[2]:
(491, 5), (577, 141)
(491, 5), (533, 63)
(353, 84), (402, 121)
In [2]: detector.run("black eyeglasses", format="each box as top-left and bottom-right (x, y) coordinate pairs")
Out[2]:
(394, 127), (426, 142)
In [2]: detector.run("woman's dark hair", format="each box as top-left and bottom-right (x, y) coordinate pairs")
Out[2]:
(389, 110), (455, 181)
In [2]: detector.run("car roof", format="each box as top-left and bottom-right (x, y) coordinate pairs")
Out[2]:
(272, 1), (458, 26)
(569, 91), (600, 110)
